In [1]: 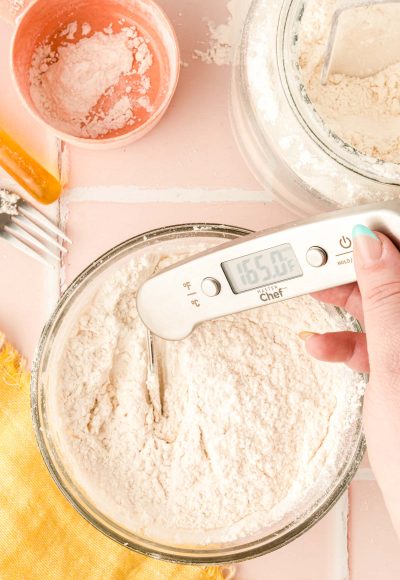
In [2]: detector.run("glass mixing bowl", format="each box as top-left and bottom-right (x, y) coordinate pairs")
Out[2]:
(231, 0), (400, 216)
(31, 224), (366, 564)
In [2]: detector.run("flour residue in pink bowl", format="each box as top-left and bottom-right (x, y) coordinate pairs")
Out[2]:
(12, 0), (179, 146)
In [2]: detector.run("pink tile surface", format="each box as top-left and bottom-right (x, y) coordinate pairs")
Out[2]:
(63, 200), (296, 280)
(237, 501), (348, 580)
(0, 242), (57, 359)
(360, 451), (371, 470)
(349, 482), (400, 580)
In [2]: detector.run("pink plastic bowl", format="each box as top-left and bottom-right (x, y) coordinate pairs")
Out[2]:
(11, 0), (180, 149)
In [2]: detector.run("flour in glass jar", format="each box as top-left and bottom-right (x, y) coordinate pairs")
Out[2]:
(29, 21), (154, 138)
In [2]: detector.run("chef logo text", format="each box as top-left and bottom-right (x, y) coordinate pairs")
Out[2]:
(258, 286), (285, 302)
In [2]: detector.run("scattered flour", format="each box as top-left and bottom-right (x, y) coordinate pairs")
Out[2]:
(0, 189), (19, 216)
(299, 0), (400, 162)
(193, 0), (252, 65)
(81, 23), (91, 36)
(60, 21), (78, 41)
(54, 242), (364, 545)
(29, 22), (154, 138)
(85, 96), (134, 139)
(6, 0), (24, 16)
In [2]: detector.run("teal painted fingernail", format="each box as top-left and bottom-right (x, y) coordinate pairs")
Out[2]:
(352, 224), (379, 240)
(352, 224), (382, 267)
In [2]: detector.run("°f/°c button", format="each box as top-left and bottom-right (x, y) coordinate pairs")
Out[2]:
(201, 277), (221, 297)
(306, 246), (328, 268)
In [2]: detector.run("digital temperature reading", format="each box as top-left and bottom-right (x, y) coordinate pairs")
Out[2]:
(222, 243), (303, 293)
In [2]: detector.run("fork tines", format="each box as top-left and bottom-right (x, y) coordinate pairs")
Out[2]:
(19, 201), (71, 244)
(0, 190), (71, 267)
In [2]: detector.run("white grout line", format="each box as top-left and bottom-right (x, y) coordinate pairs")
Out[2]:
(58, 139), (70, 188)
(42, 138), (67, 300)
(354, 467), (375, 481)
(58, 195), (70, 294)
(62, 185), (273, 204)
(58, 141), (70, 295)
(335, 493), (350, 580)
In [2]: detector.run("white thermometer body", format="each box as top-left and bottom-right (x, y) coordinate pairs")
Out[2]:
(136, 201), (400, 340)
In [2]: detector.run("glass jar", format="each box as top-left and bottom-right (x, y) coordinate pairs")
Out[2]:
(231, 0), (400, 216)
(31, 224), (366, 563)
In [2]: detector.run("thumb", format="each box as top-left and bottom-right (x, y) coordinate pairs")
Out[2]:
(352, 224), (400, 527)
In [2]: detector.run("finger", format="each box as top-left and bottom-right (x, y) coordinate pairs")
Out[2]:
(311, 283), (364, 326)
(352, 225), (400, 520)
(353, 228), (400, 379)
(300, 331), (369, 373)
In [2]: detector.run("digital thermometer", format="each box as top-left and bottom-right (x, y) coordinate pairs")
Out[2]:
(136, 201), (400, 340)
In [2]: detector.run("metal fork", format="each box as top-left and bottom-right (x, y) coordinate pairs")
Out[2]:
(146, 329), (165, 421)
(0, 189), (71, 266)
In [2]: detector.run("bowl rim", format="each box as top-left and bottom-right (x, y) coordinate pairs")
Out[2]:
(31, 223), (366, 564)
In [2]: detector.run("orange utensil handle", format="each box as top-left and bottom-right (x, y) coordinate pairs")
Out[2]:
(0, 128), (62, 204)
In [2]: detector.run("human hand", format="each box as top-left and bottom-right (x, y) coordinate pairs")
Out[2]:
(301, 225), (400, 537)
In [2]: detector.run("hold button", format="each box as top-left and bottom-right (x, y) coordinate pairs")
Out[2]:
(306, 246), (328, 268)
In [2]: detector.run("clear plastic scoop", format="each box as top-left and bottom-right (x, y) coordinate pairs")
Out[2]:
(321, 0), (400, 84)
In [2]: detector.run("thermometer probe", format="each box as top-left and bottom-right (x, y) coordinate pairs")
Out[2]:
(136, 201), (400, 340)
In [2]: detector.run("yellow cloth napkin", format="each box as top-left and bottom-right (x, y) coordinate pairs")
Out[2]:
(0, 333), (231, 580)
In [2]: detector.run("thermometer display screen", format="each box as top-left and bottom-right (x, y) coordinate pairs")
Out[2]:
(221, 243), (303, 293)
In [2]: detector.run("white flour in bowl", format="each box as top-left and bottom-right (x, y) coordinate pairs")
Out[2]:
(299, 0), (400, 163)
(54, 246), (363, 544)
(29, 22), (153, 138)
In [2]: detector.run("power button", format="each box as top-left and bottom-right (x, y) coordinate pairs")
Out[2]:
(339, 236), (352, 249)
